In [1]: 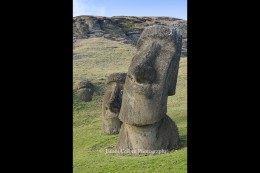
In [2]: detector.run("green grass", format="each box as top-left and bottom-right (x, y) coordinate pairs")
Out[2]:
(73, 37), (187, 173)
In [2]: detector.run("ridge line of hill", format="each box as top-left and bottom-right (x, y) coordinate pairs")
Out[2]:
(73, 15), (187, 56)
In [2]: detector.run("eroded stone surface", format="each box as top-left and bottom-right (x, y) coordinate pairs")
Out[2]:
(77, 80), (93, 102)
(117, 116), (179, 150)
(102, 73), (126, 134)
(73, 16), (187, 56)
(119, 25), (182, 126)
(117, 25), (182, 150)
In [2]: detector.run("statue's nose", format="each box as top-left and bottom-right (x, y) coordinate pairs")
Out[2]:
(129, 42), (160, 84)
(107, 84), (121, 113)
(131, 64), (156, 84)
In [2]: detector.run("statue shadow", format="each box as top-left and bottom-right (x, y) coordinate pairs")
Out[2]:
(179, 134), (187, 148)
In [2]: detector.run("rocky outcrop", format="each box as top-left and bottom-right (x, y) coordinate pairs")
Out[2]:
(73, 16), (187, 56)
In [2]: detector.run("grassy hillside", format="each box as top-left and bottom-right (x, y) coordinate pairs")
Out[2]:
(73, 37), (187, 173)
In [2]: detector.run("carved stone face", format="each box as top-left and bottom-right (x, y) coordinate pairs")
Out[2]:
(102, 73), (126, 134)
(77, 80), (93, 102)
(119, 25), (182, 126)
(103, 82), (124, 117)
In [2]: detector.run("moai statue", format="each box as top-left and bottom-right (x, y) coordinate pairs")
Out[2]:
(77, 80), (94, 102)
(117, 25), (182, 151)
(102, 73), (127, 134)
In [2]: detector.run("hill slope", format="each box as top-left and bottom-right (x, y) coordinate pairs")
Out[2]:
(73, 37), (187, 172)
(73, 15), (187, 56)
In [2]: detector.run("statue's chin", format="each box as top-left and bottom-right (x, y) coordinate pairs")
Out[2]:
(105, 110), (118, 119)
(120, 95), (165, 126)
(120, 79), (166, 126)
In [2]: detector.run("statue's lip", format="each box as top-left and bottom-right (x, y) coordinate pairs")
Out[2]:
(105, 110), (118, 119)
(132, 82), (151, 89)
(128, 74), (150, 85)
(105, 106), (120, 114)
(127, 74), (153, 96)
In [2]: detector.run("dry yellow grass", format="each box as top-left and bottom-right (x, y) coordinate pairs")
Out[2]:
(73, 38), (136, 89)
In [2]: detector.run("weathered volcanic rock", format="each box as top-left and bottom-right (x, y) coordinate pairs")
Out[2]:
(77, 80), (94, 102)
(117, 25), (181, 151)
(73, 16), (187, 56)
(78, 88), (92, 102)
(102, 73), (126, 134)
(117, 116), (179, 150)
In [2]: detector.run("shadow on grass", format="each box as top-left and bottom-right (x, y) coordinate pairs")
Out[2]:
(179, 134), (187, 148)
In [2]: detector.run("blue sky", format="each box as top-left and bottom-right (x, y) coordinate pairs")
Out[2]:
(73, 0), (187, 20)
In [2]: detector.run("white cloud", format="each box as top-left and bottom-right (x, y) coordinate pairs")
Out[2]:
(73, 0), (106, 17)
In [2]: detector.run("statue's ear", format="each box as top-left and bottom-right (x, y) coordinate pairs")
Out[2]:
(167, 58), (180, 96)
(168, 80), (177, 96)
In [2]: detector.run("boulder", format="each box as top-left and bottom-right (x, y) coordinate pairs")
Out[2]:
(77, 80), (94, 102)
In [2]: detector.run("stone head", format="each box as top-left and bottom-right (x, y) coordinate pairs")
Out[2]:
(103, 73), (126, 115)
(119, 25), (182, 126)
(102, 73), (126, 134)
(77, 80), (94, 102)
